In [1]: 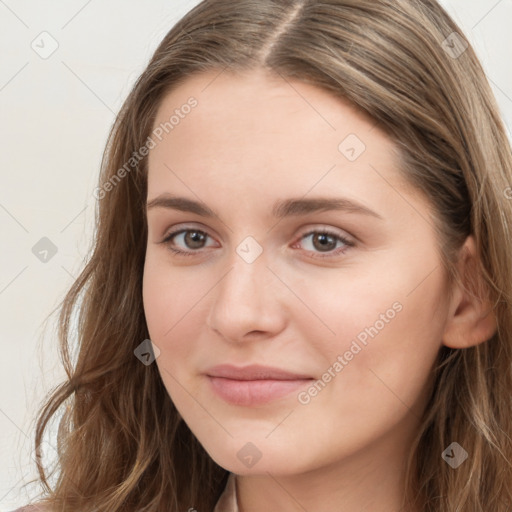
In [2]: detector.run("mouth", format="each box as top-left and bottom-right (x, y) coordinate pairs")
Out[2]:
(205, 364), (315, 406)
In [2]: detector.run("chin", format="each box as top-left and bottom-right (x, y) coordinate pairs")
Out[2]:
(198, 436), (313, 476)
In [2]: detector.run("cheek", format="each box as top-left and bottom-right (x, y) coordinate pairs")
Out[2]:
(142, 254), (203, 340)
(289, 252), (446, 380)
(142, 255), (212, 388)
(142, 260), (201, 412)
(304, 271), (447, 420)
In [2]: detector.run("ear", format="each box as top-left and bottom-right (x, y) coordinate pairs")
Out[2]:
(442, 235), (497, 349)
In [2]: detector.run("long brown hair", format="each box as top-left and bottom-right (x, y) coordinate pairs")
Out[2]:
(25, 0), (512, 510)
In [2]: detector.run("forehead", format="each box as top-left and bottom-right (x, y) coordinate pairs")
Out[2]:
(151, 68), (383, 151)
(146, 68), (411, 215)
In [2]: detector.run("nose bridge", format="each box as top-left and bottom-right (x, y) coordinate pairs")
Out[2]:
(219, 232), (271, 296)
(218, 247), (270, 309)
(206, 243), (285, 339)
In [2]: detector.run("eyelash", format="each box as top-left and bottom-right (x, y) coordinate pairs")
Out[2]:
(160, 227), (355, 259)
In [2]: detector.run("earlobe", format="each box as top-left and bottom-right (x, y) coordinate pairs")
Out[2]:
(442, 236), (498, 349)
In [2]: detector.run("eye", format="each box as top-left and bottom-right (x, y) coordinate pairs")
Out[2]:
(293, 228), (355, 259)
(160, 228), (217, 257)
(159, 226), (355, 259)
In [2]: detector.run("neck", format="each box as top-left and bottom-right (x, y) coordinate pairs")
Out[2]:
(235, 420), (423, 512)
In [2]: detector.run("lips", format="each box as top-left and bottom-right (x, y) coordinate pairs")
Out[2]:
(205, 364), (314, 406)
(206, 364), (313, 380)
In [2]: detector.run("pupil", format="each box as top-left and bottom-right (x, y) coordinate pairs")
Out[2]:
(315, 233), (335, 252)
(187, 231), (204, 248)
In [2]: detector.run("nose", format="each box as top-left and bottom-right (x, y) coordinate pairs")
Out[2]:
(206, 251), (288, 343)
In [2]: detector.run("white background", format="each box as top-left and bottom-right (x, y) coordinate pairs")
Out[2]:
(1, 0), (511, 509)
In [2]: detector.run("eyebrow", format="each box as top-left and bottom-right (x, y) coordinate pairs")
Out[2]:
(146, 194), (383, 220)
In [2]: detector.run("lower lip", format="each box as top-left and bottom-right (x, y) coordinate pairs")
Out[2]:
(207, 376), (313, 406)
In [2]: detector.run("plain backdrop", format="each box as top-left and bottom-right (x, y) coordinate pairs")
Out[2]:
(1, 0), (511, 509)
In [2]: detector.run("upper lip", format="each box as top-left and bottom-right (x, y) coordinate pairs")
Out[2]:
(205, 364), (313, 381)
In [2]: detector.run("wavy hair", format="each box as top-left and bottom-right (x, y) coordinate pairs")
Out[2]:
(24, 0), (512, 510)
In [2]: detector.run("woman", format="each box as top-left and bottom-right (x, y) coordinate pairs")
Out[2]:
(15, 0), (512, 510)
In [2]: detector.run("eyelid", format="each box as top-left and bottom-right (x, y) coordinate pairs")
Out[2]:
(159, 222), (357, 260)
(159, 223), (354, 241)
(159, 221), (216, 240)
(296, 224), (355, 242)
(160, 225), (218, 246)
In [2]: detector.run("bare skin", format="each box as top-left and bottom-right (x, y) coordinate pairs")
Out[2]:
(142, 68), (496, 512)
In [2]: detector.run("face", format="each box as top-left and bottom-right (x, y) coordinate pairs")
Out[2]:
(142, 68), (451, 476)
